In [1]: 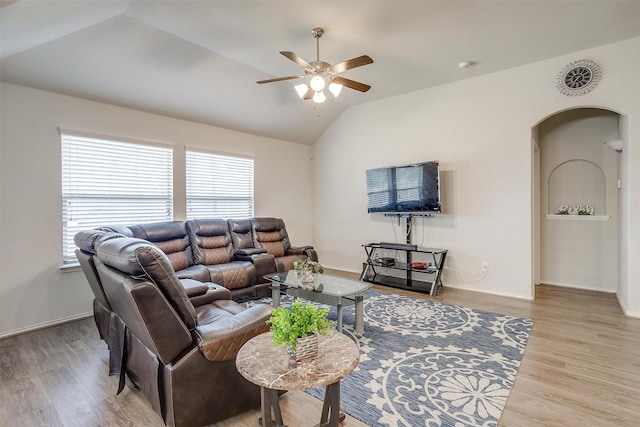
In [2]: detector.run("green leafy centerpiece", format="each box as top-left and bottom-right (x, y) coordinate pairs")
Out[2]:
(268, 299), (332, 363)
(293, 258), (324, 287)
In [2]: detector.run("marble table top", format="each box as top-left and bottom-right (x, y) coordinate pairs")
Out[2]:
(236, 330), (359, 391)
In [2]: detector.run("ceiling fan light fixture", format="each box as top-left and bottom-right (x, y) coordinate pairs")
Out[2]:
(312, 90), (326, 103)
(310, 75), (326, 92)
(294, 83), (309, 99)
(328, 82), (343, 97)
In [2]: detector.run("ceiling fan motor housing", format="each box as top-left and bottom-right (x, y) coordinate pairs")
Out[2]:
(308, 61), (332, 74)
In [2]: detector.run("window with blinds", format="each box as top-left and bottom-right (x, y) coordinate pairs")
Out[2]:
(186, 150), (254, 220)
(61, 132), (173, 265)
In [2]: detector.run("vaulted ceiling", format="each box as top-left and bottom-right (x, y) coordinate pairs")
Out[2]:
(2, 1), (639, 144)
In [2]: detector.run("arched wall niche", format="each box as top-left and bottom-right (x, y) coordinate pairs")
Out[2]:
(547, 159), (606, 215)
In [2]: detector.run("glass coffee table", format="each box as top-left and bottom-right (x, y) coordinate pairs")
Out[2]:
(265, 271), (371, 334)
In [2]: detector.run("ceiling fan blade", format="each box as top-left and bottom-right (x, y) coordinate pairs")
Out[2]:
(332, 76), (371, 92)
(329, 55), (373, 74)
(257, 75), (304, 84)
(280, 51), (313, 70)
(303, 88), (314, 100)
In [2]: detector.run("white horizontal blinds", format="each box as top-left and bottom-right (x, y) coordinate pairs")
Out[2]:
(186, 150), (254, 220)
(366, 168), (393, 209)
(395, 165), (422, 203)
(61, 133), (173, 264)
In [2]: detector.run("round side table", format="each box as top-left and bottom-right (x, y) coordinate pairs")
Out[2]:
(236, 330), (359, 427)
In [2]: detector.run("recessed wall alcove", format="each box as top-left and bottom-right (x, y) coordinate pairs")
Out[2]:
(533, 108), (621, 293)
(546, 159), (609, 220)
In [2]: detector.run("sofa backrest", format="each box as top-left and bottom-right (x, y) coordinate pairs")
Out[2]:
(74, 229), (114, 310)
(128, 221), (194, 273)
(96, 225), (134, 237)
(95, 263), (193, 366)
(186, 219), (235, 265)
(227, 219), (254, 251)
(95, 235), (198, 331)
(251, 217), (291, 257)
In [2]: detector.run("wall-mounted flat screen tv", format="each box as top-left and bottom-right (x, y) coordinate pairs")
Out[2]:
(366, 161), (441, 213)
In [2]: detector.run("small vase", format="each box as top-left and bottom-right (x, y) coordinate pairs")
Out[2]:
(299, 268), (315, 285)
(287, 333), (318, 364)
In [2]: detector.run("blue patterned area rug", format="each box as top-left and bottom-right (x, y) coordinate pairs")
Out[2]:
(254, 290), (533, 427)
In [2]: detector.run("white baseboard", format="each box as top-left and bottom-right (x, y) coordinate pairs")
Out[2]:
(615, 293), (640, 318)
(539, 281), (616, 293)
(444, 283), (535, 301)
(0, 312), (93, 340)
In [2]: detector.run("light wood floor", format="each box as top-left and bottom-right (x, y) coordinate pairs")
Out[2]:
(1, 282), (639, 426)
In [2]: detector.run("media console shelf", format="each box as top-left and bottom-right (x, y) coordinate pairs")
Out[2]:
(359, 243), (448, 296)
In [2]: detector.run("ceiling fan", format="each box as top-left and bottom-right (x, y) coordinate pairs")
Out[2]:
(257, 27), (373, 103)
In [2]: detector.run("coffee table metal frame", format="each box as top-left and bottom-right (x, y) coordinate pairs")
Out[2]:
(265, 271), (371, 335)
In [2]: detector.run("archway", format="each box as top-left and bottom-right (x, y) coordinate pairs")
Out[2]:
(532, 107), (625, 297)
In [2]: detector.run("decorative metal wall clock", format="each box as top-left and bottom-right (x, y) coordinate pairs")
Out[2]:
(556, 59), (602, 96)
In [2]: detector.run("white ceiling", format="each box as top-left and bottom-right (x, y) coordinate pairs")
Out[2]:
(2, 1), (639, 145)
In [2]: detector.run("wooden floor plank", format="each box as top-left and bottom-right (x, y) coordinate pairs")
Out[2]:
(0, 281), (639, 426)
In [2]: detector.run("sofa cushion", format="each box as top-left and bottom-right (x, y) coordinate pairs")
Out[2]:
(194, 302), (272, 361)
(206, 261), (256, 290)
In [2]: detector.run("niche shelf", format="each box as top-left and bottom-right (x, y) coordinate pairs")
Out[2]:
(545, 214), (609, 221)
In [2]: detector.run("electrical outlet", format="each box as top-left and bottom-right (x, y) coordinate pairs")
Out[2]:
(481, 262), (489, 271)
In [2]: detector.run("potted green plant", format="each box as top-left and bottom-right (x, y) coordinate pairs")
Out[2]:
(267, 299), (332, 362)
(293, 258), (324, 285)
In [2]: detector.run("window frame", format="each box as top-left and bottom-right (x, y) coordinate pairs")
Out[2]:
(60, 129), (174, 267)
(185, 147), (255, 220)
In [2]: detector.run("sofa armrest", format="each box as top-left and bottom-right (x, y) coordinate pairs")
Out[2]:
(287, 247), (318, 262)
(286, 245), (313, 255)
(235, 253), (277, 282)
(195, 303), (272, 361)
(180, 278), (209, 298)
(175, 264), (211, 283)
(236, 248), (267, 256)
(189, 285), (232, 307)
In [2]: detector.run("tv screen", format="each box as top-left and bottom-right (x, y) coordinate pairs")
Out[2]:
(366, 161), (441, 213)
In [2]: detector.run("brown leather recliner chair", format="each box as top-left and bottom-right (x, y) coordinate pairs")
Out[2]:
(93, 233), (272, 427)
(251, 217), (318, 271)
(74, 229), (219, 348)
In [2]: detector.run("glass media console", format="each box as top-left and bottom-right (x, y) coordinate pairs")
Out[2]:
(359, 243), (448, 296)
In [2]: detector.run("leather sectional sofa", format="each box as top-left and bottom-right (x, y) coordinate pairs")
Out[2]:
(74, 217), (317, 427)
(100, 217), (317, 299)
